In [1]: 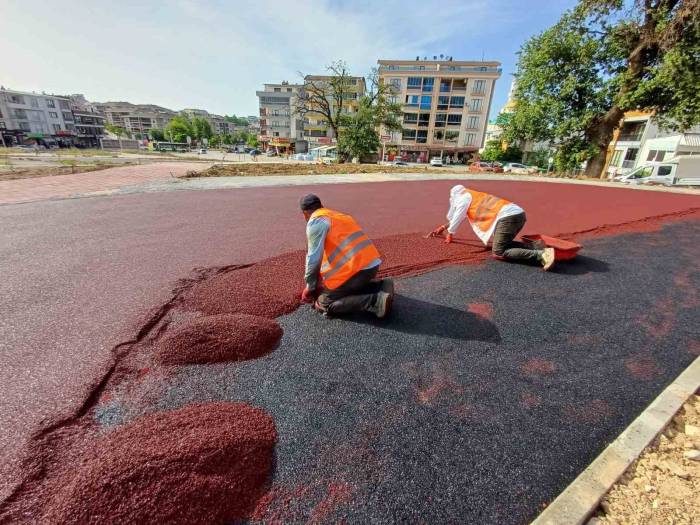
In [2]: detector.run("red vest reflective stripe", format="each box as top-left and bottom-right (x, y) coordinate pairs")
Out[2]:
(463, 188), (511, 234)
(311, 208), (380, 290)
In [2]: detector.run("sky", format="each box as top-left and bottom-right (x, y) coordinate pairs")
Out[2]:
(0, 0), (578, 120)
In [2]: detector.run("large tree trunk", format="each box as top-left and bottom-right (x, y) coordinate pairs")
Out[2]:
(585, 105), (624, 178)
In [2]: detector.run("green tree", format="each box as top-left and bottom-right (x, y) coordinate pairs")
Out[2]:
(191, 117), (213, 140)
(221, 133), (233, 145)
(164, 116), (193, 143)
(481, 140), (523, 162)
(246, 134), (259, 148)
(149, 128), (165, 141)
(503, 0), (700, 177)
(224, 115), (250, 126)
(105, 123), (129, 138)
(209, 135), (221, 147)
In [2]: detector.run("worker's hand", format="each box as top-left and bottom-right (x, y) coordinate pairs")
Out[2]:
(429, 224), (447, 238)
(300, 287), (315, 303)
(444, 233), (453, 244)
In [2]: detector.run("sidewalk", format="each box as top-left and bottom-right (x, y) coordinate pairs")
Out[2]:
(0, 162), (210, 205)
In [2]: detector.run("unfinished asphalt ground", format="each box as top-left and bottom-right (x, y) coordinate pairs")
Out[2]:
(97, 221), (698, 524)
(1, 178), (699, 521)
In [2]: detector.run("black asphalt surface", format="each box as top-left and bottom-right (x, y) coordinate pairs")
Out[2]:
(103, 221), (699, 524)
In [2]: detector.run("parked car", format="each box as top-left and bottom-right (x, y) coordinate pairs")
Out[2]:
(469, 161), (504, 173)
(249, 149), (261, 156)
(614, 156), (700, 186)
(198, 148), (207, 154)
(503, 162), (538, 174)
(429, 157), (444, 167)
(391, 159), (409, 166)
(265, 150), (277, 157)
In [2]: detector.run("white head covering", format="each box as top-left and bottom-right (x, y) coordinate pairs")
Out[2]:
(450, 184), (465, 204)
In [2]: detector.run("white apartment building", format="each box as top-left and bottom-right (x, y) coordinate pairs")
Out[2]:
(96, 101), (176, 138)
(0, 87), (76, 146)
(378, 58), (502, 162)
(256, 82), (303, 151)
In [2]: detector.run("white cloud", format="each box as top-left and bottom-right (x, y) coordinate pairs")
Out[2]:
(0, 0), (506, 116)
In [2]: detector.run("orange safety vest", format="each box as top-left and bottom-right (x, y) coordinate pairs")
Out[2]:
(463, 188), (511, 235)
(311, 208), (381, 290)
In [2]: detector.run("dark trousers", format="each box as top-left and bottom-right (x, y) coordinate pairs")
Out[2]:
(491, 212), (542, 263)
(317, 266), (381, 315)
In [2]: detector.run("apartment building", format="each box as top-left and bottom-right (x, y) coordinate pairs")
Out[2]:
(256, 82), (302, 151)
(301, 75), (365, 150)
(377, 58), (501, 162)
(96, 101), (176, 138)
(0, 87), (77, 147)
(70, 94), (105, 148)
(180, 108), (237, 136)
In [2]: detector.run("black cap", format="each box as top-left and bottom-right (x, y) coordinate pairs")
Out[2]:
(299, 193), (322, 212)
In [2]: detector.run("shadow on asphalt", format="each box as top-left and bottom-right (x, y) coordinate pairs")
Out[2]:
(551, 255), (610, 275)
(345, 294), (501, 343)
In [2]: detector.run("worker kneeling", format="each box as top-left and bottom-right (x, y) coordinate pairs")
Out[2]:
(430, 185), (556, 270)
(299, 194), (394, 318)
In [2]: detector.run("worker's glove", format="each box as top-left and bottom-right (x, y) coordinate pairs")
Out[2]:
(300, 287), (316, 303)
(444, 233), (453, 244)
(429, 224), (447, 238)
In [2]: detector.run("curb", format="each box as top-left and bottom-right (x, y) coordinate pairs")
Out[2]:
(532, 355), (700, 525)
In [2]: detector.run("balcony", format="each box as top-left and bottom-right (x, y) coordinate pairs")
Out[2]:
(621, 160), (636, 169)
(617, 133), (643, 142)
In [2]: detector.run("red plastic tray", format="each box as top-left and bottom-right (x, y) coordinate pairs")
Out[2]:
(521, 234), (582, 261)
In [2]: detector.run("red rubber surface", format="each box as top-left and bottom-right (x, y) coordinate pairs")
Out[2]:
(1, 180), (699, 504)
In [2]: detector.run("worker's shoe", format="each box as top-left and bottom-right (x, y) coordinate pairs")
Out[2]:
(372, 291), (393, 319)
(380, 278), (395, 296)
(541, 247), (556, 271)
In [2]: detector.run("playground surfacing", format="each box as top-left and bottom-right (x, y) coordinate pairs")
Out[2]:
(108, 221), (699, 523)
(1, 178), (699, 523)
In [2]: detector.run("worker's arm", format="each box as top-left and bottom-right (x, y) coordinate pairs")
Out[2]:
(304, 216), (330, 292)
(446, 195), (469, 235)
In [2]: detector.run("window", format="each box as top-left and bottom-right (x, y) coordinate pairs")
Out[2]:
(0, 108), (2, 118)
(49, 111), (58, 118)
(402, 129), (416, 140)
(416, 130), (428, 143)
(46, 99), (55, 108)
(610, 150), (622, 167)
(65, 124), (75, 131)
(467, 116), (479, 129)
(59, 100), (70, 110)
(439, 79), (451, 92)
(12, 108), (27, 119)
(387, 95), (398, 104)
(62, 112), (74, 122)
(407, 77), (422, 89)
(389, 78), (401, 89)
(0, 121), (5, 129)
(646, 150), (666, 162)
(435, 113), (446, 127)
(405, 95), (419, 106)
(447, 114), (462, 125)
(472, 80), (487, 94)
(287, 88), (292, 92)
(624, 148), (638, 161)
(464, 133), (476, 146)
(433, 129), (444, 141)
(403, 113), (418, 124)
(30, 98), (39, 108)
(437, 96), (449, 110)
(422, 77), (434, 92)
(10, 95), (24, 104)
(418, 113), (430, 127)
(53, 124), (61, 132)
(420, 96), (431, 110)
(657, 165), (673, 176)
(20, 122), (31, 131)
(449, 96), (464, 108)
(445, 130), (459, 143)
(469, 99), (483, 112)
(274, 88), (281, 92)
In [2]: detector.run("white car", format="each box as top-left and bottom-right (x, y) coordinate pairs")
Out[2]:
(503, 162), (538, 174)
(198, 148), (207, 154)
(429, 157), (444, 167)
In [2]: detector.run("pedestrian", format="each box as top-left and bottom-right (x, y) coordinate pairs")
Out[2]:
(299, 194), (394, 318)
(429, 185), (556, 270)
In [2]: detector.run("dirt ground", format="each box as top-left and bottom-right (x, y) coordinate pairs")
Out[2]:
(591, 393), (700, 525)
(182, 162), (462, 178)
(0, 162), (130, 181)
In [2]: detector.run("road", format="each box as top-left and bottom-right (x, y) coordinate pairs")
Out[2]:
(1, 179), (699, 505)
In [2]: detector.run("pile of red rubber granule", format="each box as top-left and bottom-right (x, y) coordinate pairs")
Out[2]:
(181, 251), (306, 319)
(155, 314), (283, 365)
(42, 402), (276, 525)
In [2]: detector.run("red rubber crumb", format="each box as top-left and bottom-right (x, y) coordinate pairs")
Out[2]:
(563, 399), (615, 424)
(521, 357), (558, 377)
(155, 314), (282, 365)
(467, 302), (494, 320)
(43, 402), (276, 525)
(625, 353), (662, 380)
